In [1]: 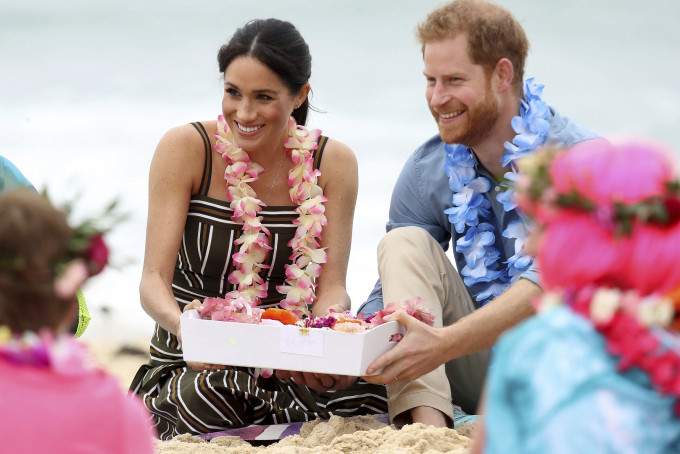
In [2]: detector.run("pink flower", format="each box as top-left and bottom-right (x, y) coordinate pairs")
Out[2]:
(401, 297), (436, 326)
(367, 297), (435, 328)
(234, 231), (271, 250)
(647, 351), (680, 395)
(298, 196), (328, 215)
(232, 285), (267, 302)
(592, 204), (616, 232)
(85, 234), (109, 276)
(285, 125), (321, 152)
(333, 321), (368, 333)
(199, 296), (263, 323)
(284, 264), (305, 280)
(255, 367), (274, 380)
(233, 243), (270, 268)
(277, 284), (314, 307)
(303, 262), (322, 279)
(53, 259), (89, 300)
(231, 196), (264, 219)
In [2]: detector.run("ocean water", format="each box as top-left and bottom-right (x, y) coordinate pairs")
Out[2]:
(2, 0), (679, 341)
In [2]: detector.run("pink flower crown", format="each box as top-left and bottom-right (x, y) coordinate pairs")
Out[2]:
(0, 193), (124, 279)
(51, 194), (126, 278)
(514, 146), (680, 236)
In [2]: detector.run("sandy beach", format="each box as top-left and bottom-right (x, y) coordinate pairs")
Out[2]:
(155, 418), (473, 453)
(84, 338), (475, 453)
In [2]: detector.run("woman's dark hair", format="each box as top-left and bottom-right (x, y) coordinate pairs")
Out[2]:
(218, 19), (312, 125)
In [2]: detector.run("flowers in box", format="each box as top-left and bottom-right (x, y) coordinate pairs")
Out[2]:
(199, 297), (263, 324)
(195, 296), (435, 334)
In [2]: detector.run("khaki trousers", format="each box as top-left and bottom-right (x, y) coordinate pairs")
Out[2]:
(378, 226), (491, 424)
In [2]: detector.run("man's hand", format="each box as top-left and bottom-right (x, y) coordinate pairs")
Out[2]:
(361, 310), (448, 384)
(276, 370), (357, 392)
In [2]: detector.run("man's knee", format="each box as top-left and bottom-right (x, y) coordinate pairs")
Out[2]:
(379, 226), (434, 256)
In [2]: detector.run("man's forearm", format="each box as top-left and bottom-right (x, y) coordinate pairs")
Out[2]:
(442, 278), (542, 360)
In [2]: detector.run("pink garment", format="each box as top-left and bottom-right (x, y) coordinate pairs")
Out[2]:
(0, 358), (156, 453)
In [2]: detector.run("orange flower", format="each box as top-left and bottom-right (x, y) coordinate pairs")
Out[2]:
(261, 308), (299, 325)
(665, 286), (680, 332)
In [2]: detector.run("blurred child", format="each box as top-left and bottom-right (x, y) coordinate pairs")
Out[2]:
(0, 189), (155, 453)
(472, 138), (680, 453)
(0, 155), (91, 336)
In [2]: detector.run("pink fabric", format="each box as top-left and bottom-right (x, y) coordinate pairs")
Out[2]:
(0, 358), (156, 453)
(536, 137), (680, 295)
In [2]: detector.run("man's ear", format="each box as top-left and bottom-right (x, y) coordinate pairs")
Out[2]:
(494, 58), (514, 93)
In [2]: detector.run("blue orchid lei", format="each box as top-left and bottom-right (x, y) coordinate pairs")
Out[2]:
(444, 78), (550, 305)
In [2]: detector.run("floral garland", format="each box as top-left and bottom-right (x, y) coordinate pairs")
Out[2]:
(0, 326), (92, 375)
(214, 115), (328, 317)
(538, 286), (680, 416)
(0, 194), (119, 280)
(443, 78), (549, 304)
(199, 295), (435, 334)
(515, 146), (680, 235)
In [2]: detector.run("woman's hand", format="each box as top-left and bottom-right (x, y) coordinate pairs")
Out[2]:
(183, 298), (203, 315)
(177, 299), (202, 344)
(276, 370), (357, 392)
(181, 299), (226, 372)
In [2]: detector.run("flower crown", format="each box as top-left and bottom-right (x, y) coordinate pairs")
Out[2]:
(57, 196), (126, 277)
(514, 147), (680, 236)
(0, 192), (125, 279)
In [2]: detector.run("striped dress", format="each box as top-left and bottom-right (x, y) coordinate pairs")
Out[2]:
(130, 122), (387, 440)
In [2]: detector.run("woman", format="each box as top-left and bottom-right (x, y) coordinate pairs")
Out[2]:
(0, 189), (155, 453)
(472, 138), (680, 453)
(130, 19), (386, 439)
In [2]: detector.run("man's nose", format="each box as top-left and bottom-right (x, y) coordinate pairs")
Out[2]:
(429, 82), (452, 108)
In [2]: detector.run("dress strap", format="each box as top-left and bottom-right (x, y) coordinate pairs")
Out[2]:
(314, 135), (328, 170)
(190, 122), (212, 197)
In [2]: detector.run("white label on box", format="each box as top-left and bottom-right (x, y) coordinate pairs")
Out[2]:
(279, 326), (324, 357)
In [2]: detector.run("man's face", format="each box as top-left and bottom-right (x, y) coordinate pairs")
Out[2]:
(424, 34), (500, 147)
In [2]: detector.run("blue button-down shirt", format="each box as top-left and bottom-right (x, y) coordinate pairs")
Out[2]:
(359, 107), (597, 315)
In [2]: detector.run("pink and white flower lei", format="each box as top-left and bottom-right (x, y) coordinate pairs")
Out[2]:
(215, 115), (328, 317)
(0, 326), (93, 376)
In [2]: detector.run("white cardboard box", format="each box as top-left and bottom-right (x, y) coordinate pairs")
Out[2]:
(180, 309), (403, 376)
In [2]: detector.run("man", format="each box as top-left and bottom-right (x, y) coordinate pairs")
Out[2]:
(360, 0), (596, 428)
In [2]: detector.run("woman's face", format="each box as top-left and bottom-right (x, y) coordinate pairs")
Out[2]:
(222, 56), (301, 154)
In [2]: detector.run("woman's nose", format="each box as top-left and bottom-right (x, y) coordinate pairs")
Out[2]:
(236, 100), (257, 122)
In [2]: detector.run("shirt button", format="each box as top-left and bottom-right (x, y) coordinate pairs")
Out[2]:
(494, 186), (500, 192)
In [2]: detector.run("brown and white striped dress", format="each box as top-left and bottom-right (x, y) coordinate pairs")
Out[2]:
(130, 122), (387, 440)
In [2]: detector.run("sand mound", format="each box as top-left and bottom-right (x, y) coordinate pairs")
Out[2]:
(156, 416), (472, 454)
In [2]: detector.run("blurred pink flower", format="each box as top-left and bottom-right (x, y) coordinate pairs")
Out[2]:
(85, 234), (109, 276)
(367, 297), (435, 328)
